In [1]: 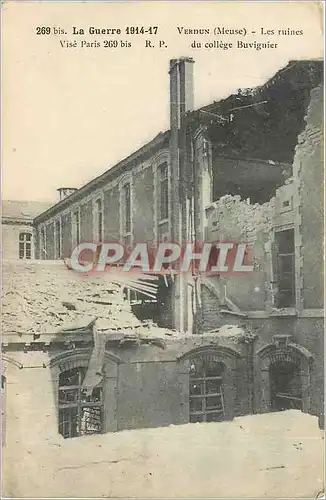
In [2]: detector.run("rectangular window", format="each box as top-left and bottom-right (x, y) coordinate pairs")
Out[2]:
(122, 183), (131, 235)
(95, 199), (103, 242)
(275, 229), (295, 308)
(19, 233), (32, 259)
(159, 162), (169, 221)
(55, 220), (62, 259)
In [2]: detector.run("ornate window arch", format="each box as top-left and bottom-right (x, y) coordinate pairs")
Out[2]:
(178, 346), (241, 422)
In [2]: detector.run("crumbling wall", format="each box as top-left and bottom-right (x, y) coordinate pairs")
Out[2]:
(206, 194), (274, 242)
(203, 181), (295, 316)
(204, 194), (275, 312)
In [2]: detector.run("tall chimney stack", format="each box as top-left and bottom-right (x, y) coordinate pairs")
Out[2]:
(169, 57), (194, 243)
(169, 57), (194, 333)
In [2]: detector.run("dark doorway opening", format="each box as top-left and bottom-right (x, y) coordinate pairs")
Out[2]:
(269, 360), (302, 411)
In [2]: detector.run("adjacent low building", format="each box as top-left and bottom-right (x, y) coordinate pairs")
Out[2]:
(2, 200), (52, 260)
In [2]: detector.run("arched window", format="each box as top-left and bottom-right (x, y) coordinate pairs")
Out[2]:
(58, 367), (103, 438)
(152, 152), (171, 243)
(119, 174), (133, 248)
(189, 355), (225, 423)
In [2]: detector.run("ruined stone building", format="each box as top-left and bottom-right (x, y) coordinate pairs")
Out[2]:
(1, 58), (324, 446)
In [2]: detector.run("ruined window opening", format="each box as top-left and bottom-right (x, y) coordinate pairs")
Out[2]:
(189, 356), (225, 423)
(55, 219), (62, 259)
(269, 360), (302, 411)
(274, 229), (295, 308)
(95, 199), (103, 243)
(19, 232), (32, 259)
(58, 367), (103, 439)
(159, 162), (169, 221)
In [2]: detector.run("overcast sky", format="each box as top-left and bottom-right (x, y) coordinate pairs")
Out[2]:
(2, 1), (323, 202)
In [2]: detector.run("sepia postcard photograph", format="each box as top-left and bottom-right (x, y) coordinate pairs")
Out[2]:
(1, 1), (325, 498)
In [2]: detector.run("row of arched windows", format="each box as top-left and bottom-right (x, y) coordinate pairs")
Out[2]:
(57, 354), (303, 438)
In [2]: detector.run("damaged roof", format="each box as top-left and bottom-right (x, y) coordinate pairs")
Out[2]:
(2, 260), (156, 336)
(2, 260), (248, 349)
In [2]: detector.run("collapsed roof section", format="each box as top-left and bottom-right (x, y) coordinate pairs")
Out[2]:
(194, 60), (323, 163)
(2, 260), (165, 338)
(2, 260), (249, 349)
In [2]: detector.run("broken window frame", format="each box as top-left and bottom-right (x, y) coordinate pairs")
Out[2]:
(58, 367), (103, 439)
(189, 356), (225, 423)
(19, 232), (32, 259)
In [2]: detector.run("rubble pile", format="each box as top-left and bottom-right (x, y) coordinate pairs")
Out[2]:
(207, 194), (275, 242)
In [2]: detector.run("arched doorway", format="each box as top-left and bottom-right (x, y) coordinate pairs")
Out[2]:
(255, 338), (313, 414)
(269, 360), (302, 411)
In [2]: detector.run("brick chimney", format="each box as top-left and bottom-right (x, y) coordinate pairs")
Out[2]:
(169, 57), (194, 242)
(169, 57), (194, 334)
